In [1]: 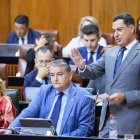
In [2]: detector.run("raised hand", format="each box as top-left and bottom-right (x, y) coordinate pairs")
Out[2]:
(69, 48), (86, 70)
(35, 35), (48, 51)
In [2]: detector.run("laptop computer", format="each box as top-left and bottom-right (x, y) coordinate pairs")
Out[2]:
(19, 118), (55, 136)
(0, 44), (20, 57)
(24, 87), (40, 102)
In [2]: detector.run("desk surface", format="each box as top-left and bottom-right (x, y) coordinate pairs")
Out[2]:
(0, 134), (119, 140)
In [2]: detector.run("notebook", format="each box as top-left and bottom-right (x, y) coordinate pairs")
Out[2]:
(0, 44), (20, 57)
(24, 87), (40, 102)
(19, 118), (55, 136)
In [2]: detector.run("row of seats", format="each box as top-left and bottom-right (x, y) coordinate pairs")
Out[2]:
(0, 31), (115, 100)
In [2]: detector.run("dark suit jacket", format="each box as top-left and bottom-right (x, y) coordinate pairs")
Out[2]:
(24, 69), (50, 88)
(6, 28), (40, 44)
(69, 45), (104, 64)
(24, 48), (35, 76)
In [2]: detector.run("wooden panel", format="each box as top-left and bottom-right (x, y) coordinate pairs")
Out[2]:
(91, 0), (140, 33)
(1, 0), (140, 46)
(0, 0), (10, 43)
(10, 0), (90, 46)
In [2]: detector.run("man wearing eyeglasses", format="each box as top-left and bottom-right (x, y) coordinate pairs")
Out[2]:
(6, 15), (40, 45)
(24, 45), (54, 88)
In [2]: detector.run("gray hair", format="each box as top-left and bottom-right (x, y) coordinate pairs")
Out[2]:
(50, 59), (71, 72)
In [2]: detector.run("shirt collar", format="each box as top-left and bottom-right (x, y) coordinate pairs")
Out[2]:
(55, 83), (72, 96)
(21, 29), (28, 40)
(125, 39), (138, 51)
(87, 44), (99, 53)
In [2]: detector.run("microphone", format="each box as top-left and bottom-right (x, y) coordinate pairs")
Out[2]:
(0, 126), (55, 136)
(0, 128), (19, 134)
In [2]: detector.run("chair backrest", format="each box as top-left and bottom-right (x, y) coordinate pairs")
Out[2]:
(35, 29), (59, 41)
(18, 44), (35, 77)
(101, 32), (115, 45)
(19, 44), (35, 59)
(0, 63), (8, 87)
(70, 65), (83, 87)
(6, 89), (19, 115)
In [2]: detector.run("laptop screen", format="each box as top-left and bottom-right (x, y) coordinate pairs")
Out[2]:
(19, 118), (55, 136)
(0, 44), (20, 57)
(24, 87), (40, 102)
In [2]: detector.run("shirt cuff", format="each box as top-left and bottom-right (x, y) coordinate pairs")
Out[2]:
(78, 65), (86, 72)
(35, 76), (44, 84)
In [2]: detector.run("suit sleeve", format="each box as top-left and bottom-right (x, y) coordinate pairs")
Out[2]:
(24, 72), (42, 88)
(6, 33), (12, 43)
(62, 96), (95, 136)
(9, 87), (44, 128)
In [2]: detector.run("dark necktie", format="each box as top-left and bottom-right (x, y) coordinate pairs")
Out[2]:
(21, 37), (24, 44)
(88, 52), (94, 64)
(114, 47), (126, 77)
(50, 92), (64, 128)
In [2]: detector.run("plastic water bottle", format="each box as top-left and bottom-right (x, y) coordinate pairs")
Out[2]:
(109, 114), (118, 139)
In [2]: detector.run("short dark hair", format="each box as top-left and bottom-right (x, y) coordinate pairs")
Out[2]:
(14, 15), (29, 27)
(136, 17), (140, 42)
(50, 59), (71, 72)
(82, 24), (100, 37)
(113, 13), (135, 26)
(35, 45), (54, 57)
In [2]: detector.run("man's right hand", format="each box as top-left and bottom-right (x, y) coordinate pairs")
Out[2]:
(0, 129), (12, 134)
(69, 48), (86, 70)
(37, 65), (50, 79)
(35, 35), (48, 51)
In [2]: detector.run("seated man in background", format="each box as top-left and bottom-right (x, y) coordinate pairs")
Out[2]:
(63, 16), (107, 57)
(24, 34), (62, 76)
(24, 46), (54, 88)
(69, 24), (104, 87)
(69, 24), (104, 65)
(6, 15), (40, 44)
(2, 59), (95, 136)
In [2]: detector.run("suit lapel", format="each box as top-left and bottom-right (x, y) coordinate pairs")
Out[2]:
(96, 45), (104, 60)
(59, 85), (76, 134)
(112, 42), (140, 84)
(14, 34), (19, 44)
(27, 29), (33, 44)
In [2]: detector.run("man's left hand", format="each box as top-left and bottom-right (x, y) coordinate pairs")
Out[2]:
(106, 92), (125, 104)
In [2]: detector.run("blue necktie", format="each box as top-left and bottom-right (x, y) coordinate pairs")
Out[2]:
(50, 92), (64, 128)
(114, 47), (126, 77)
(88, 52), (94, 64)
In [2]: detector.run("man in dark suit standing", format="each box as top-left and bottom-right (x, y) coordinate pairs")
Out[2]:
(70, 13), (140, 138)
(6, 15), (40, 44)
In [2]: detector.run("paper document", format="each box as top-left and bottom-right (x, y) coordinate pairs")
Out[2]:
(85, 93), (109, 100)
